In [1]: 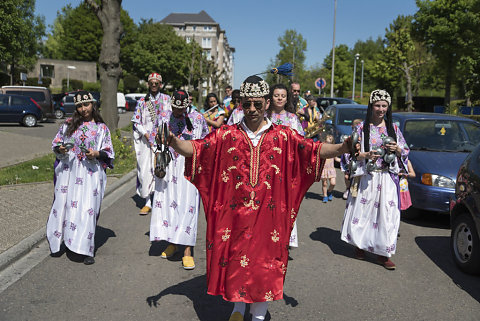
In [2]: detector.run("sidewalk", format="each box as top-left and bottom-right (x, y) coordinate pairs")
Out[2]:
(0, 170), (136, 272)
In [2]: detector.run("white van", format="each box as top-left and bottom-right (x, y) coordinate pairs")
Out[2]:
(125, 93), (145, 101)
(117, 92), (126, 114)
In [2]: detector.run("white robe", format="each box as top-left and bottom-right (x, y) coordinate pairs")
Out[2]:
(46, 123), (113, 256)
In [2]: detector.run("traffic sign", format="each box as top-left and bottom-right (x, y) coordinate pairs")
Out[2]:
(315, 78), (326, 89)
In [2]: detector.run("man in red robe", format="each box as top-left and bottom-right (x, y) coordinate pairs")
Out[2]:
(164, 75), (352, 321)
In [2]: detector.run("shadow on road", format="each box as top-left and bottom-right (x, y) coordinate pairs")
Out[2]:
(146, 274), (232, 321)
(94, 225), (116, 255)
(309, 227), (352, 258)
(131, 194), (144, 209)
(402, 211), (450, 230)
(416, 236), (480, 303)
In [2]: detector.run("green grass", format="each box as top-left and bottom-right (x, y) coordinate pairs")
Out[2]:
(0, 131), (136, 186)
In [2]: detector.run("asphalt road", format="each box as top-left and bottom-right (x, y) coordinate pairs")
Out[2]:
(0, 112), (133, 168)
(0, 178), (479, 321)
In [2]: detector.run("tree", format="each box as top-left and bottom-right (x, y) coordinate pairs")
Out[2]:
(0, 0), (45, 84)
(414, 0), (480, 106)
(43, 3), (135, 64)
(267, 29), (307, 85)
(85, 0), (123, 131)
(120, 20), (197, 90)
(322, 45), (354, 98)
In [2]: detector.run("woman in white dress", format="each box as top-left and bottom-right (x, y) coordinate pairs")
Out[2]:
(150, 90), (209, 270)
(340, 89), (409, 270)
(47, 91), (115, 265)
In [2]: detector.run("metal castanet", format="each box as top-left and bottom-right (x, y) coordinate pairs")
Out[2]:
(154, 123), (173, 179)
(382, 136), (396, 164)
(348, 131), (360, 174)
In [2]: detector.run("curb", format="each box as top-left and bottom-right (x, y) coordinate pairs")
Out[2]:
(0, 169), (137, 273)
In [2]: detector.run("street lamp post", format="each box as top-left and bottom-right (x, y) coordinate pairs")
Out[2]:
(66, 65), (76, 91)
(330, 0), (337, 97)
(360, 60), (364, 99)
(291, 41), (295, 81)
(352, 53), (360, 100)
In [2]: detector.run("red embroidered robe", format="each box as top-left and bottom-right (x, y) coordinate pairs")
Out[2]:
(185, 124), (324, 303)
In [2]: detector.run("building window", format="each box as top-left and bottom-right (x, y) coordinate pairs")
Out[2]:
(179, 26), (186, 31)
(203, 50), (211, 60)
(186, 37), (191, 43)
(204, 26), (212, 31)
(202, 37), (211, 48)
(40, 65), (54, 78)
(192, 25), (196, 31)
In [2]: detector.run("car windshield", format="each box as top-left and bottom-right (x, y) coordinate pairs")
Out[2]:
(337, 108), (367, 126)
(403, 119), (480, 152)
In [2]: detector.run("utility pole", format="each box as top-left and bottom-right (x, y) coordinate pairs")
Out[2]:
(330, 0), (337, 97)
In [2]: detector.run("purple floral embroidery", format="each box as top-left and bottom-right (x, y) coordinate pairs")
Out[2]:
(368, 246), (374, 252)
(71, 200), (78, 208)
(63, 220), (67, 228)
(154, 237), (161, 241)
(388, 200), (396, 207)
(360, 198), (367, 204)
(61, 185), (68, 193)
(163, 220), (169, 227)
(87, 232), (94, 240)
(75, 177), (83, 185)
(346, 233), (351, 241)
(63, 164), (69, 170)
(70, 222), (77, 231)
(189, 206), (194, 213)
(155, 201), (162, 208)
(93, 188), (98, 197)
(89, 246), (94, 254)
(68, 238), (72, 245)
(53, 209), (57, 218)
(377, 184), (382, 191)
(374, 201), (380, 208)
(88, 168), (94, 176)
(175, 225), (179, 232)
(88, 208), (95, 216)
(172, 176), (178, 184)
(352, 217), (359, 224)
(54, 230), (62, 238)
(185, 226), (191, 235)
(170, 200), (178, 209)
(373, 222), (379, 229)
(290, 234), (296, 243)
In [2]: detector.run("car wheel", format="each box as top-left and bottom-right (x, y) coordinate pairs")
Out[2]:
(401, 207), (420, 220)
(22, 114), (37, 127)
(451, 213), (480, 274)
(54, 109), (65, 119)
(117, 107), (124, 114)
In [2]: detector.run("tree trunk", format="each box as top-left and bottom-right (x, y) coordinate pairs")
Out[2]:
(85, 0), (123, 132)
(444, 55), (453, 107)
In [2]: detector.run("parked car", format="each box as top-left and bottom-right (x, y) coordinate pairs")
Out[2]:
(117, 92), (126, 114)
(125, 96), (137, 111)
(316, 97), (358, 109)
(0, 86), (54, 121)
(322, 104), (368, 143)
(392, 112), (480, 219)
(0, 93), (43, 127)
(125, 93), (145, 101)
(450, 142), (480, 274)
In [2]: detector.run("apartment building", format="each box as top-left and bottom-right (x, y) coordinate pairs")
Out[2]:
(160, 10), (235, 97)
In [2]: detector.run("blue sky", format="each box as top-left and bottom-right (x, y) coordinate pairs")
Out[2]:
(35, 0), (418, 88)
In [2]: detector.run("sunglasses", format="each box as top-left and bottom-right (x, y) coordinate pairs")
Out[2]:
(149, 82), (161, 86)
(292, 89), (300, 93)
(242, 100), (264, 110)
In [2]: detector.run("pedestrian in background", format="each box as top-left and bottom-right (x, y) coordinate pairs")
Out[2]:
(400, 159), (415, 212)
(202, 92), (225, 132)
(132, 72), (171, 215)
(47, 91), (115, 265)
(321, 133), (337, 203)
(224, 89), (241, 123)
(340, 89), (409, 270)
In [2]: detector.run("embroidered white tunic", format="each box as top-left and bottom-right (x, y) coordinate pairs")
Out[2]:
(46, 120), (114, 256)
(131, 92), (171, 198)
(340, 123), (409, 257)
(150, 110), (209, 246)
